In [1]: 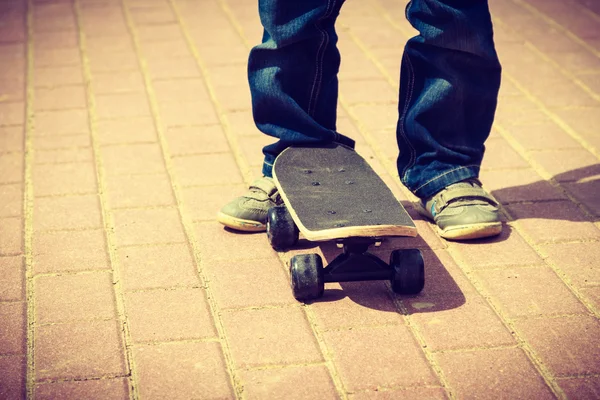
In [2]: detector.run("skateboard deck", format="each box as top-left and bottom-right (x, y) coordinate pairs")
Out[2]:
(272, 143), (417, 242)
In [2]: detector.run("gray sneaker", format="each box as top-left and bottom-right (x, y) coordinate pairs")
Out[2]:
(414, 178), (502, 240)
(217, 177), (283, 232)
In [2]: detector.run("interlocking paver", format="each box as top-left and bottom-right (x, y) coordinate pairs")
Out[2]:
(0, 256), (24, 301)
(435, 347), (555, 399)
(106, 173), (175, 209)
(133, 341), (234, 399)
(0, 126), (24, 153)
(0, 217), (23, 255)
(0, 302), (26, 355)
(33, 229), (110, 274)
(165, 125), (230, 156)
(240, 365), (339, 400)
(34, 109), (90, 136)
(0, 183), (23, 218)
(33, 195), (102, 231)
(34, 147), (93, 164)
(96, 116), (158, 145)
(0, 355), (26, 400)
(323, 325), (438, 391)
(35, 378), (130, 400)
(33, 162), (98, 197)
(34, 272), (117, 323)
(205, 257), (296, 309)
(117, 243), (199, 290)
(514, 315), (600, 377)
(35, 320), (127, 380)
(222, 306), (323, 368)
(100, 143), (165, 176)
(475, 266), (587, 318)
(112, 208), (186, 246)
(541, 241), (600, 288)
(2, 0), (599, 397)
(124, 288), (216, 342)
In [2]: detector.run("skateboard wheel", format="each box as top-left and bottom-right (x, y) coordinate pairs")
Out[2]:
(390, 249), (425, 295)
(290, 254), (325, 301)
(266, 205), (299, 251)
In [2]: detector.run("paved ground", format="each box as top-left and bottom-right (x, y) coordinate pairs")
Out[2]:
(1, 0), (599, 398)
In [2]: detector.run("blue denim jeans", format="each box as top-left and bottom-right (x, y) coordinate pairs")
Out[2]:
(249, 0), (502, 199)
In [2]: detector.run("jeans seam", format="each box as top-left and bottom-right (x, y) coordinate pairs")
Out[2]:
(308, 0), (334, 117)
(399, 52), (417, 182)
(413, 164), (480, 194)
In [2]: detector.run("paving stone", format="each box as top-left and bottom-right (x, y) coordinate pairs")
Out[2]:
(33, 163), (98, 196)
(34, 147), (93, 164)
(541, 242), (600, 288)
(241, 365), (339, 400)
(323, 326), (438, 391)
(35, 378), (130, 400)
(34, 195), (102, 231)
(310, 280), (403, 330)
(0, 102), (25, 126)
(106, 173), (175, 209)
(181, 183), (246, 221)
(33, 229), (110, 274)
(0, 126), (24, 153)
(205, 257), (296, 309)
(0, 152), (23, 184)
(112, 207), (186, 246)
(172, 153), (243, 186)
(451, 227), (544, 269)
(507, 201), (600, 243)
(0, 217), (23, 255)
(133, 341), (233, 399)
(515, 315), (600, 377)
(435, 347), (555, 399)
(0, 183), (23, 218)
(556, 376), (600, 400)
(0, 355), (26, 400)
(348, 387), (448, 400)
(34, 109), (89, 136)
(409, 292), (515, 351)
(222, 307), (323, 368)
(0, 302), (26, 355)
(479, 168), (566, 204)
(0, 256), (24, 301)
(165, 125), (230, 156)
(35, 86), (87, 111)
(124, 288), (216, 342)
(35, 271), (117, 323)
(91, 70), (146, 94)
(475, 266), (587, 318)
(35, 320), (127, 380)
(96, 117), (158, 145)
(195, 221), (276, 262)
(101, 143), (165, 176)
(95, 93), (151, 119)
(118, 243), (199, 290)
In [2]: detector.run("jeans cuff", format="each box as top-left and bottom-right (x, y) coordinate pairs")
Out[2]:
(412, 165), (480, 200)
(262, 158), (275, 178)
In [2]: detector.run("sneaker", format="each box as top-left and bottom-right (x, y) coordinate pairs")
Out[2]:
(217, 177), (283, 232)
(414, 178), (502, 240)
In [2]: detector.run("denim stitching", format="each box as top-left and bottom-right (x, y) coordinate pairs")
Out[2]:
(398, 52), (417, 182)
(413, 164), (480, 193)
(308, 0), (334, 117)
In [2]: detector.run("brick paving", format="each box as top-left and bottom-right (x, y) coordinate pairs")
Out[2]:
(0, 0), (599, 398)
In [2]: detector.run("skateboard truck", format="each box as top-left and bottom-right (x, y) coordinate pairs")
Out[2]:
(267, 205), (425, 302)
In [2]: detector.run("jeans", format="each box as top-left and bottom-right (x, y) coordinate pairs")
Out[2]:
(248, 0), (502, 199)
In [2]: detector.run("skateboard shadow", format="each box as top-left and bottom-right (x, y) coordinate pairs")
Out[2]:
(313, 236), (467, 314)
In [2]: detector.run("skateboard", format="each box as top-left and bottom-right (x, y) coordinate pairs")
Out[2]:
(266, 143), (425, 301)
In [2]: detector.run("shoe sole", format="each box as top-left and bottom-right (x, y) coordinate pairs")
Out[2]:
(438, 222), (502, 240)
(217, 211), (266, 232)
